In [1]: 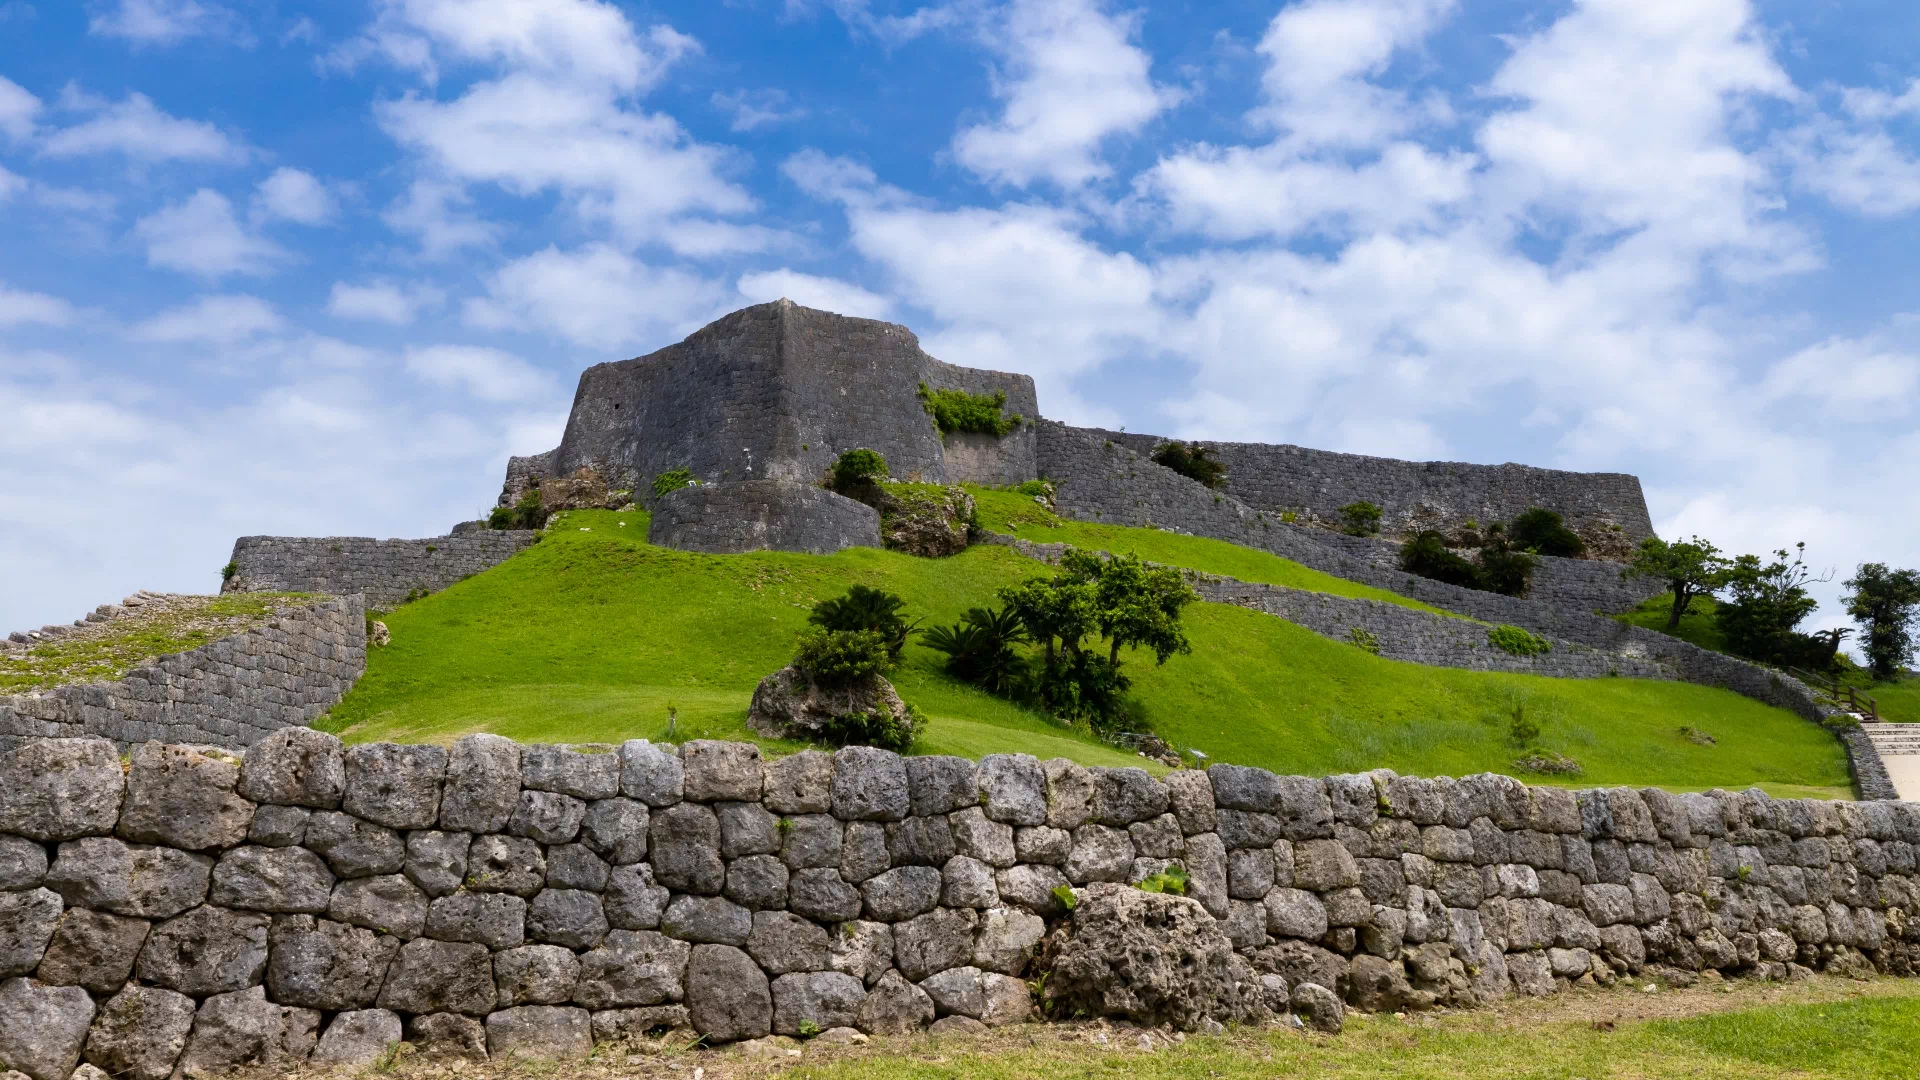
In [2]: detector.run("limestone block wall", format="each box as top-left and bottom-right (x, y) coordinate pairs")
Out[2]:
(223, 533), (538, 610)
(648, 481), (882, 556)
(0, 598), (365, 753)
(1301, 530), (1667, 616)
(4, 734), (1919, 1079)
(1064, 424), (1656, 549)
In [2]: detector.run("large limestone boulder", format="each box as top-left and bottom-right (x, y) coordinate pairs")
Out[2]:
(116, 743), (254, 852)
(1043, 883), (1267, 1032)
(82, 986), (196, 1080)
(0, 739), (125, 842)
(864, 482), (975, 558)
(0, 978), (95, 1080)
(745, 666), (913, 743)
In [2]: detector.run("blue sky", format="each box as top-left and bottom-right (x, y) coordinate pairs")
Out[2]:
(3, 0), (1919, 642)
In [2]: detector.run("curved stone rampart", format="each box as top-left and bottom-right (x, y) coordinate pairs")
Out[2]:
(0, 596), (365, 752)
(1300, 529), (1666, 616)
(1, 733), (1915, 1078)
(1062, 423), (1655, 552)
(224, 533), (538, 610)
(648, 481), (881, 555)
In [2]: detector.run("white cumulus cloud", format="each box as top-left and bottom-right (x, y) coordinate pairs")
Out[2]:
(129, 294), (284, 344)
(253, 167), (336, 225)
(133, 190), (288, 277)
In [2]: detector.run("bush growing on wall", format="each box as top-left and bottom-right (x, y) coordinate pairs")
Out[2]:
(651, 467), (696, 499)
(489, 489), (548, 530)
(1150, 441), (1228, 489)
(830, 448), (889, 492)
(1488, 624), (1553, 657)
(1476, 523), (1539, 597)
(1338, 501), (1383, 537)
(1401, 530), (1482, 589)
(917, 383), (1021, 437)
(1509, 507), (1585, 558)
(793, 628), (890, 687)
(818, 703), (923, 753)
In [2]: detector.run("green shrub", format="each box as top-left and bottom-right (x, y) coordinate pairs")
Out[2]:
(809, 585), (918, 659)
(1509, 507), (1585, 558)
(1346, 627), (1381, 655)
(651, 467), (696, 499)
(1488, 624), (1552, 657)
(917, 384), (1020, 437)
(830, 448), (889, 491)
(1504, 699), (1541, 747)
(816, 702), (923, 752)
(1338, 501), (1383, 537)
(923, 606), (1031, 695)
(1401, 531), (1481, 589)
(1150, 441), (1228, 489)
(1051, 884), (1078, 911)
(489, 490), (548, 530)
(1477, 541), (1538, 597)
(221, 561), (238, 583)
(793, 628), (890, 688)
(1012, 479), (1054, 498)
(1134, 864), (1190, 895)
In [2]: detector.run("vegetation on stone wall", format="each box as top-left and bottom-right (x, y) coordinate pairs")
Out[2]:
(1, 592), (313, 693)
(1488, 624), (1553, 658)
(917, 383), (1021, 437)
(1509, 507), (1586, 558)
(487, 488), (548, 530)
(1338, 501), (1382, 537)
(650, 466), (696, 499)
(830, 448), (889, 491)
(1151, 440), (1228, 488)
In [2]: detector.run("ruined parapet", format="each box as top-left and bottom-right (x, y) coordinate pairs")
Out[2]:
(647, 480), (882, 556)
(223, 532), (539, 609)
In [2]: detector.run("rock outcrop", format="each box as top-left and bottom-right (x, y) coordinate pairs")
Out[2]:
(745, 667), (912, 743)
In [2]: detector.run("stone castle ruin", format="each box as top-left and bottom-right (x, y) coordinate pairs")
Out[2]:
(496, 299), (1655, 560)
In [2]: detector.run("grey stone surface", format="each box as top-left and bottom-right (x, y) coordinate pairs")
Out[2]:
(856, 969), (934, 1034)
(116, 743), (253, 852)
(1015, 825), (1071, 865)
(574, 931), (689, 1009)
(485, 1006), (591, 1061)
(247, 805), (310, 847)
(832, 747), (909, 822)
(892, 908), (976, 981)
(747, 910), (829, 976)
(973, 906), (1044, 975)
(521, 745), (620, 800)
(1043, 758), (1094, 830)
(725, 853), (789, 910)
(685, 943), (772, 1043)
(210, 845), (334, 913)
(1166, 770), (1217, 835)
(0, 740), (124, 841)
(511, 790), (587, 845)
(310, 1009), (402, 1067)
(1066, 824), (1135, 883)
(763, 750), (834, 815)
(1047, 883), (1257, 1031)
(303, 811), (405, 879)
(547, 843), (612, 891)
(908, 756), (979, 817)
(495, 944), (582, 1006)
(887, 814), (956, 867)
(1093, 768), (1168, 825)
(579, 799), (649, 865)
(980, 754), (1048, 827)
(343, 743), (446, 831)
(0, 837), (47, 892)
(950, 806), (1017, 867)
(238, 728), (346, 809)
(328, 874), (429, 939)
(651, 481), (881, 556)
(405, 1013), (488, 1061)
(171, 985), (318, 1077)
(772, 971), (865, 1035)
(378, 938), (495, 1015)
(862, 865), (942, 922)
(650, 803), (724, 894)
(0, 889), (60, 978)
(82, 986), (195, 1080)
(842, 821), (890, 883)
(789, 868), (863, 923)
(718, 801), (782, 858)
(588, 1005), (693, 1044)
(439, 734), (522, 834)
(33, 908), (148, 991)
(780, 813), (841, 870)
(0, 978), (95, 1080)
(426, 891), (526, 948)
(662, 894), (751, 945)
(465, 834), (545, 895)
(942, 856), (999, 909)
(224, 533), (532, 610)
(618, 741), (683, 807)
(604, 864), (670, 929)
(404, 831), (470, 897)
(683, 741), (764, 803)
(265, 916), (398, 1011)
(135, 905), (269, 995)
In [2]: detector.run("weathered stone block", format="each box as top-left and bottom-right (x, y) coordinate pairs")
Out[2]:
(978, 754), (1047, 827)
(1092, 767), (1168, 825)
(379, 938), (495, 1015)
(617, 741), (683, 807)
(764, 750), (835, 815)
(510, 790), (587, 846)
(578, 798), (649, 866)
(486, 1006), (591, 1061)
(747, 910), (828, 976)
(941, 856), (999, 909)
(521, 745), (619, 800)
(210, 845), (334, 913)
(1043, 758), (1094, 830)
(574, 930), (689, 1008)
(686, 943), (770, 1043)
(1065, 823), (1134, 884)
(311, 1009), (403, 1067)
(906, 756), (978, 817)
(0, 978), (96, 1080)
(438, 734), (522, 834)
(303, 811), (405, 879)
(0, 740), (125, 842)
(116, 743), (253, 852)
(343, 743), (446, 831)
(238, 728), (345, 809)
(247, 805), (310, 848)
(0, 889), (60, 978)
(495, 944), (582, 1007)
(662, 894), (751, 946)
(134, 905), (269, 996)
(649, 803), (724, 894)
(82, 986), (195, 1080)
(403, 830), (470, 897)
(891, 908), (976, 981)
(33, 908), (148, 991)
(265, 916), (398, 1011)
(465, 834), (545, 896)
(1165, 770), (1216, 834)
(772, 971), (865, 1035)
(605, 864), (669, 930)
(681, 741), (764, 803)
(426, 891), (526, 948)
(546, 843), (611, 892)
(329, 874), (428, 939)
(832, 747), (910, 822)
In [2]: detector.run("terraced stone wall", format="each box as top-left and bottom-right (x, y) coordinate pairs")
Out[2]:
(0, 597), (365, 754)
(5, 735), (1920, 1079)
(648, 481), (882, 556)
(223, 533), (538, 610)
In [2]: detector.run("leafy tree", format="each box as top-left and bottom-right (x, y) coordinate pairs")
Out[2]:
(996, 549), (1197, 729)
(1338, 501), (1383, 537)
(1715, 543), (1826, 666)
(1844, 563), (1920, 680)
(809, 585), (918, 660)
(1401, 530), (1481, 589)
(1508, 508), (1585, 558)
(1150, 441), (1228, 489)
(1625, 535), (1730, 630)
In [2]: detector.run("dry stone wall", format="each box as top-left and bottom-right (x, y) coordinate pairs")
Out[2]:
(648, 481), (882, 556)
(4, 734), (1920, 1078)
(0, 598), (365, 754)
(223, 533), (538, 610)
(1067, 424), (1656, 550)
(1302, 529), (1666, 616)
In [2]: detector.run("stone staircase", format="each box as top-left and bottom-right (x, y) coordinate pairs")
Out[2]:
(1863, 722), (1920, 801)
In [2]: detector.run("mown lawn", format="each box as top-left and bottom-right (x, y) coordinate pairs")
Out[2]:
(1617, 593), (1731, 654)
(320, 508), (1850, 796)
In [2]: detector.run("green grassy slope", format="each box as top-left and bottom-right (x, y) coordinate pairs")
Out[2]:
(967, 486), (1451, 615)
(322, 508), (1849, 796)
(1619, 593), (1731, 653)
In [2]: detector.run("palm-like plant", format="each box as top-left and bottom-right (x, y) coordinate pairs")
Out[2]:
(923, 606), (1030, 695)
(809, 585), (919, 659)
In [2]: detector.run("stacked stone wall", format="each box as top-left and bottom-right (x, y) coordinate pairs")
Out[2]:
(4, 734), (1919, 1077)
(648, 481), (882, 556)
(0, 598), (365, 753)
(1300, 530), (1666, 616)
(223, 533), (537, 610)
(1065, 424), (1656, 548)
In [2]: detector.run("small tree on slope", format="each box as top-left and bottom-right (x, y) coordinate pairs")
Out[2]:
(1844, 563), (1920, 681)
(1626, 535), (1730, 630)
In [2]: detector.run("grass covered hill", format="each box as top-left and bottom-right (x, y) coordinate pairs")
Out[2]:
(320, 506), (1851, 797)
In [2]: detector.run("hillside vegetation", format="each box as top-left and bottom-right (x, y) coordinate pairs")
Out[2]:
(321, 508), (1850, 796)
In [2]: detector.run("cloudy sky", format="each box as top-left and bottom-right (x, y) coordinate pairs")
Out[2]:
(3, 0), (1918, 638)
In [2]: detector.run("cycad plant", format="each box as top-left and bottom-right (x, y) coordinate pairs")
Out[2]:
(922, 606), (1030, 696)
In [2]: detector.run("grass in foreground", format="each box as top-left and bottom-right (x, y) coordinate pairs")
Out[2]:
(0, 592), (312, 693)
(322, 509), (1849, 796)
(967, 486), (1451, 616)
